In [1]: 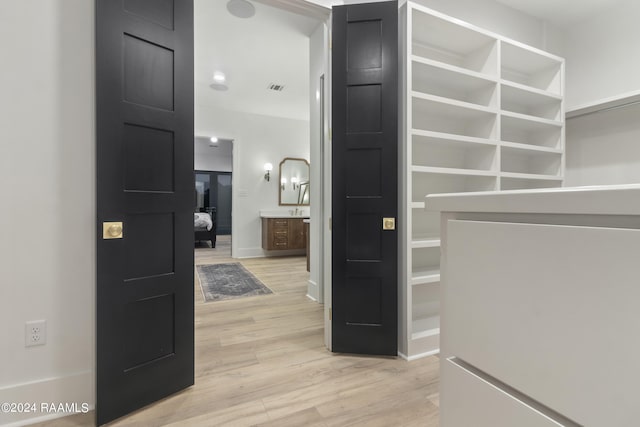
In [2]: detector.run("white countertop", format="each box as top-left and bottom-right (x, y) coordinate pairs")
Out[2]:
(259, 209), (309, 219)
(426, 184), (640, 215)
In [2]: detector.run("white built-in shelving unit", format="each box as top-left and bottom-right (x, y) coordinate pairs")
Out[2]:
(399, 2), (565, 360)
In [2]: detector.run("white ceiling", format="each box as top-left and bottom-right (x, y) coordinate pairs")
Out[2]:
(194, 0), (320, 122)
(496, 0), (624, 26)
(194, 0), (625, 131)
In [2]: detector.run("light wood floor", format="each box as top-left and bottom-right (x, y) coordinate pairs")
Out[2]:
(35, 236), (440, 426)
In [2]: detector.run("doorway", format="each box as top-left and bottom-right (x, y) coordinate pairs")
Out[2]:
(193, 0), (329, 272)
(195, 171), (232, 235)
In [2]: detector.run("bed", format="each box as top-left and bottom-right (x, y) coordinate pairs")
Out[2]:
(194, 208), (216, 248)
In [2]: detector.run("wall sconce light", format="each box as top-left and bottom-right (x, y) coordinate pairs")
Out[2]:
(264, 163), (273, 181)
(291, 176), (299, 190)
(281, 178), (287, 190)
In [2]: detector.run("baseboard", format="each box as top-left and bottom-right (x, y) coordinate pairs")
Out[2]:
(234, 247), (266, 258)
(405, 349), (440, 361)
(0, 371), (93, 427)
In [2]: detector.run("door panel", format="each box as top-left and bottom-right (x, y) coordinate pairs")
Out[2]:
(96, 0), (194, 424)
(123, 35), (175, 110)
(123, 124), (175, 192)
(331, 1), (398, 356)
(123, 0), (175, 30)
(216, 174), (232, 234)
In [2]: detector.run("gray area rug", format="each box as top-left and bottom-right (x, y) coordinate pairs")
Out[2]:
(197, 263), (272, 302)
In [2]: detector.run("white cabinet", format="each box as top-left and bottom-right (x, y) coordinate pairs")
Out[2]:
(442, 359), (568, 427)
(427, 184), (640, 426)
(399, 2), (565, 360)
(443, 219), (640, 427)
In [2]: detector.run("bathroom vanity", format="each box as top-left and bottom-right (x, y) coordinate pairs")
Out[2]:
(260, 156), (310, 254)
(427, 184), (640, 426)
(260, 210), (309, 252)
(261, 216), (307, 251)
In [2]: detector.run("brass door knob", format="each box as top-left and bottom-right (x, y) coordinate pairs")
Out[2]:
(108, 224), (122, 237)
(103, 222), (124, 239)
(383, 217), (396, 230)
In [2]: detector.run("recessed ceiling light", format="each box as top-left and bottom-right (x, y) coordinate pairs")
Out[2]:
(213, 71), (226, 83)
(227, 0), (255, 19)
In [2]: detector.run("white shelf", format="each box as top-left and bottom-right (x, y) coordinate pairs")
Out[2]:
(413, 57), (497, 108)
(501, 82), (562, 121)
(500, 172), (563, 181)
(501, 114), (563, 149)
(500, 176), (563, 191)
(412, 165), (497, 177)
(413, 135), (497, 171)
(412, 96), (498, 139)
(412, 129), (498, 147)
(412, 209), (441, 241)
(411, 5), (498, 76)
(501, 40), (562, 95)
(411, 234), (441, 248)
(412, 316), (440, 340)
(412, 268), (441, 285)
(412, 173), (498, 200)
(412, 91), (498, 115)
(500, 140), (562, 154)
(501, 146), (562, 176)
(501, 111), (562, 129)
(412, 54), (497, 83)
(501, 79), (562, 101)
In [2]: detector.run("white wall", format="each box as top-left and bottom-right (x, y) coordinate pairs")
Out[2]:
(566, 103), (640, 186)
(195, 105), (310, 258)
(194, 140), (233, 172)
(0, 1), (95, 425)
(563, 0), (640, 109)
(562, 0), (640, 186)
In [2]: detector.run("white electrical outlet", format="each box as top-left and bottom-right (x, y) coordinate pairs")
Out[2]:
(25, 320), (47, 347)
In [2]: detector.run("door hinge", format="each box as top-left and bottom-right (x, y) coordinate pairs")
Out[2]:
(329, 308), (332, 321)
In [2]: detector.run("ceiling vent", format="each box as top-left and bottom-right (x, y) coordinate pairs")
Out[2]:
(267, 83), (285, 92)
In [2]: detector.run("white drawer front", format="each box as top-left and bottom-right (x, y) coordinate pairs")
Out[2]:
(442, 358), (569, 427)
(444, 220), (640, 426)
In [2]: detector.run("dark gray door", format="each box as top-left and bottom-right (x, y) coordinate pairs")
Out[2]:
(331, 1), (398, 356)
(96, 0), (194, 424)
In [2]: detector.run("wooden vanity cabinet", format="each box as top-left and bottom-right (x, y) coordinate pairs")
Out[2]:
(262, 217), (307, 250)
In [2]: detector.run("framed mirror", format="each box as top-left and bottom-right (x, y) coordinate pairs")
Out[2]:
(279, 157), (310, 206)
